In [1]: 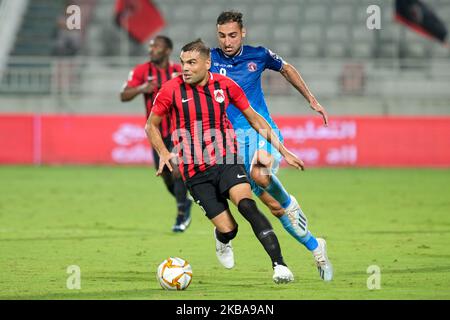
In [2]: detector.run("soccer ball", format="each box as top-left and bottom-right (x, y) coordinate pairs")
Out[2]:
(156, 257), (192, 290)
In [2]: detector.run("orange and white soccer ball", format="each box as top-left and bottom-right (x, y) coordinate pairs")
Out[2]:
(156, 257), (192, 290)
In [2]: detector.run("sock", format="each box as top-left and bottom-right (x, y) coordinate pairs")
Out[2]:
(279, 214), (319, 251)
(215, 227), (238, 244)
(264, 174), (291, 209)
(238, 199), (286, 267)
(161, 171), (175, 197)
(173, 178), (188, 214)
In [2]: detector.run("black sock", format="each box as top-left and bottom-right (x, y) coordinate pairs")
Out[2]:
(215, 227), (238, 244)
(237, 198), (286, 268)
(173, 178), (188, 214)
(161, 171), (175, 197)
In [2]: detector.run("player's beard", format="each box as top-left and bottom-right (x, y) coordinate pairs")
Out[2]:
(150, 54), (166, 66)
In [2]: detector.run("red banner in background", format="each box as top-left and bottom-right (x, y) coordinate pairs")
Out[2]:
(278, 117), (450, 167)
(0, 114), (35, 164)
(1, 114), (450, 167)
(115, 0), (165, 43)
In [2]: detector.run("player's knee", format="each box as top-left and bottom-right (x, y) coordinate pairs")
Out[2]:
(218, 225), (238, 242)
(255, 151), (273, 167)
(237, 198), (257, 217)
(250, 166), (270, 188)
(237, 198), (270, 227)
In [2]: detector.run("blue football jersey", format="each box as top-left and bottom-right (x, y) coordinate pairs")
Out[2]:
(210, 45), (284, 131)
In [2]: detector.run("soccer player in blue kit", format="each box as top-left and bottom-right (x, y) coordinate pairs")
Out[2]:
(209, 11), (333, 281)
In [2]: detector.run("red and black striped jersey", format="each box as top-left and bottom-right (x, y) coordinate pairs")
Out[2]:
(125, 61), (181, 137)
(152, 72), (250, 181)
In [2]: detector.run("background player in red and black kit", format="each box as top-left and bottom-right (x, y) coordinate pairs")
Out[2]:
(120, 35), (192, 232)
(146, 39), (305, 283)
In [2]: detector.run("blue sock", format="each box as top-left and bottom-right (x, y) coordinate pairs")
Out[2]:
(279, 214), (319, 251)
(264, 174), (291, 209)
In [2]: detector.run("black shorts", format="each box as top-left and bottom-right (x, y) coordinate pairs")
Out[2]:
(152, 135), (173, 172)
(185, 164), (250, 219)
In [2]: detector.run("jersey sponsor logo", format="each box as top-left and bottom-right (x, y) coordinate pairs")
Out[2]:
(247, 62), (257, 72)
(237, 174), (246, 178)
(147, 76), (155, 81)
(214, 89), (225, 103)
(181, 98), (192, 103)
(213, 62), (233, 68)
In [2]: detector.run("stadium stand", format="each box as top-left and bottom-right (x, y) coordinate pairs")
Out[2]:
(0, 0), (449, 115)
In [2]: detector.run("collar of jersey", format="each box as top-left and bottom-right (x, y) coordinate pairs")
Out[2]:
(221, 46), (244, 59)
(185, 72), (214, 88)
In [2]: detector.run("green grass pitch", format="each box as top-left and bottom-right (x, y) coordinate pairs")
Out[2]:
(0, 166), (449, 300)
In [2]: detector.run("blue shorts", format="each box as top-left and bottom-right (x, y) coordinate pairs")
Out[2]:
(235, 128), (283, 197)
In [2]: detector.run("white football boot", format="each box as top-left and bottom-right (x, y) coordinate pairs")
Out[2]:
(284, 195), (308, 236)
(214, 228), (234, 269)
(272, 263), (294, 284)
(313, 238), (333, 281)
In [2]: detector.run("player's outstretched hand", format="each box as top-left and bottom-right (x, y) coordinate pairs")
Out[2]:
(309, 97), (328, 127)
(156, 152), (176, 176)
(284, 150), (305, 171)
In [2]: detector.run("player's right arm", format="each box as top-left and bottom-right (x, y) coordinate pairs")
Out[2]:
(121, 83), (155, 102)
(120, 67), (156, 102)
(144, 87), (176, 176)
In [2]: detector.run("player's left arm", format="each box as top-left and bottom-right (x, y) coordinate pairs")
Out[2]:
(227, 77), (304, 170)
(279, 62), (328, 126)
(242, 106), (304, 170)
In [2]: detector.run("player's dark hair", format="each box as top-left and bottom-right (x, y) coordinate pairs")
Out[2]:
(181, 39), (210, 58)
(217, 11), (244, 29)
(155, 35), (173, 50)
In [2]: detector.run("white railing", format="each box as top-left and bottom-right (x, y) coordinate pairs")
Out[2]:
(2, 56), (450, 95)
(0, 56), (450, 115)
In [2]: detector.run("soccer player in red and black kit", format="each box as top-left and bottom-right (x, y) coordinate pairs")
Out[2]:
(146, 39), (305, 283)
(120, 35), (192, 232)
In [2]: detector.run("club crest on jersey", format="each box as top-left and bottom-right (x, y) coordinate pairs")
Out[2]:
(214, 89), (225, 103)
(247, 62), (257, 72)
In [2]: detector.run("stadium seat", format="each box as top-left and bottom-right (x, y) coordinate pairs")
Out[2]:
(298, 42), (322, 58)
(352, 26), (375, 42)
(379, 24), (401, 42)
(376, 43), (399, 58)
(277, 4), (301, 22)
(299, 24), (323, 42)
(325, 24), (351, 43)
(330, 5), (354, 23)
(249, 4), (275, 24)
(172, 4), (198, 22)
(350, 43), (373, 59)
(324, 42), (349, 58)
(273, 24), (297, 42)
(404, 43), (429, 59)
(194, 23), (217, 47)
(200, 5), (224, 23)
(165, 24), (192, 43)
(246, 24), (271, 44)
(273, 41), (296, 58)
(303, 5), (328, 23)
